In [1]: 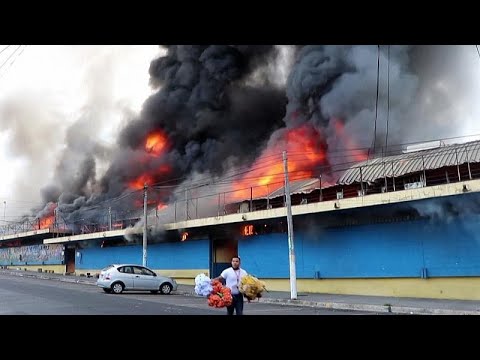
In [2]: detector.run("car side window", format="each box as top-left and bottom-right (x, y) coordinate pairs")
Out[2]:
(133, 266), (153, 276)
(119, 266), (133, 274)
(133, 267), (145, 275)
(141, 268), (154, 276)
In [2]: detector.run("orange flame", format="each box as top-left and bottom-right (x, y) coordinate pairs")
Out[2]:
(127, 130), (172, 195)
(112, 222), (123, 229)
(231, 124), (327, 201)
(332, 118), (368, 162)
(157, 203), (168, 211)
(39, 215), (55, 229)
(128, 164), (172, 191)
(133, 198), (159, 208)
(36, 203), (57, 230)
(128, 174), (154, 190)
(145, 131), (168, 156)
(157, 164), (171, 174)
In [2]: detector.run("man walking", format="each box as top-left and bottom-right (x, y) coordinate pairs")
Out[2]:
(212, 256), (248, 315)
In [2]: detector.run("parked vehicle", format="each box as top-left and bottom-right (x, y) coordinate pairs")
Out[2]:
(96, 264), (177, 295)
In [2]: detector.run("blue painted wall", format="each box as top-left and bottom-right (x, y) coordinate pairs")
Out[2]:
(76, 239), (209, 270)
(421, 215), (480, 277)
(239, 215), (480, 279)
(0, 244), (63, 266)
(239, 234), (290, 278)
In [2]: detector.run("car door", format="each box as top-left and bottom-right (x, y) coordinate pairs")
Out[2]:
(117, 266), (135, 289)
(132, 266), (158, 290)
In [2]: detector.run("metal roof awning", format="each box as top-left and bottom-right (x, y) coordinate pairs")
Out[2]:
(337, 140), (480, 185)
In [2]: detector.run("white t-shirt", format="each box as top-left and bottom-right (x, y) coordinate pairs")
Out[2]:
(220, 267), (248, 295)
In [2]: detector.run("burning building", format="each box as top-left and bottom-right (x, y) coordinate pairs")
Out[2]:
(2, 45), (480, 300)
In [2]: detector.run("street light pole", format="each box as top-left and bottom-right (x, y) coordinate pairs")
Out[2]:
(282, 150), (297, 300)
(143, 183), (148, 267)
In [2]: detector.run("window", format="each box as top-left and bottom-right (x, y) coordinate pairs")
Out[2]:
(119, 266), (133, 274)
(133, 266), (154, 276)
(142, 267), (155, 276)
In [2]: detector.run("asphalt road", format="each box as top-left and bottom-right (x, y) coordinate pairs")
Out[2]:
(0, 273), (381, 315)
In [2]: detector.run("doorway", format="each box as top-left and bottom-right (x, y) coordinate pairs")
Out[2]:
(211, 236), (238, 278)
(65, 247), (76, 274)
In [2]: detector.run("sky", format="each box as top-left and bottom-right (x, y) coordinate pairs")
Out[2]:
(2, 45), (480, 225)
(0, 45), (162, 222)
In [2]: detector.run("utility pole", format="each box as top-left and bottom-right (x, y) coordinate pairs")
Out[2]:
(185, 188), (189, 220)
(1, 200), (5, 234)
(143, 183), (148, 267)
(282, 150), (297, 300)
(54, 204), (58, 230)
(108, 207), (112, 231)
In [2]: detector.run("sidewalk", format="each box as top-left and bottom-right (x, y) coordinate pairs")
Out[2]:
(1, 268), (479, 315)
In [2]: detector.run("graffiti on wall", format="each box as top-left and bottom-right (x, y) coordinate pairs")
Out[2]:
(0, 244), (64, 265)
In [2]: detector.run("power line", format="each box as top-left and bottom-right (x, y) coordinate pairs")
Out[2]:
(169, 138), (480, 189)
(43, 132), (480, 202)
(7, 129), (480, 223)
(0, 45), (26, 80)
(0, 45), (21, 72)
(372, 44), (380, 155)
(385, 44), (391, 153)
(148, 156), (284, 189)
(0, 45), (11, 56)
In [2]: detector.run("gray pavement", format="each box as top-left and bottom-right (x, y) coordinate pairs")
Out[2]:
(0, 268), (478, 315)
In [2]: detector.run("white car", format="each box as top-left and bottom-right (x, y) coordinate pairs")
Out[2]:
(97, 264), (178, 295)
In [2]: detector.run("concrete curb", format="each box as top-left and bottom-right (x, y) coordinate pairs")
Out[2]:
(1, 270), (479, 315)
(0, 270), (97, 286)
(166, 288), (480, 315)
(255, 297), (480, 315)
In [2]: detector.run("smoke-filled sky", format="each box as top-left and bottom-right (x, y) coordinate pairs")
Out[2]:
(2, 45), (480, 227)
(0, 45), (162, 221)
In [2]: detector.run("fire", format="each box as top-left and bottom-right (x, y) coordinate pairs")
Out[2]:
(157, 164), (171, 173)
(39, 215), (54, 229)
(128, 164), (172, 191)
(231, 124), (328, 201)
(332, 118), (368, 162)
(126, 130), (173, 196)
(133, 199), (160, 208)
(157, 203), (168, 211)
(112, 222), (123, 229)
(128, 174), (154, 190)
(36, 202), (57, 230)
(145, 131), (168, 156)
(285, 125), (327, 180)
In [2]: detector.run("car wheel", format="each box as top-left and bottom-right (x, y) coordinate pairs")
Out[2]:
(111, 282), (124, 294)
(150, 290), (159, 294)
(103, 288), (112, 293)
(160, 283), (172, 295)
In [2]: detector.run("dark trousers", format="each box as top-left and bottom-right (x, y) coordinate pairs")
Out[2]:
(227, 293), (244, 315)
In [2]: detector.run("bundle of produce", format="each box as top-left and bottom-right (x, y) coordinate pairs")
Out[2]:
(239, 275), (266, 301)
(194, 273), (213, 297)
(207, 280), (233, 307)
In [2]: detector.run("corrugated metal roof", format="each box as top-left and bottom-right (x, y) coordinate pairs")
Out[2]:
(253, 178), (322, 200)
(337, 140), (480, 185)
